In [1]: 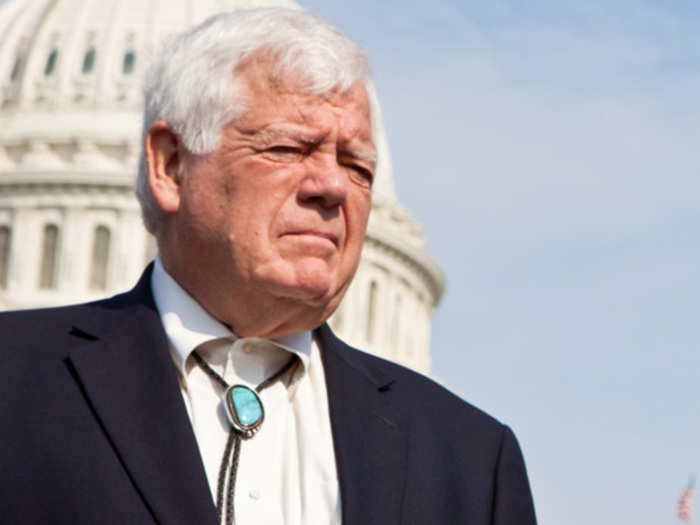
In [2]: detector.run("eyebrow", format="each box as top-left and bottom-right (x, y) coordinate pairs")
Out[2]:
(343, 149), (377, 165)
(251, 125), (322, 145)
(251, 124), (377, 165)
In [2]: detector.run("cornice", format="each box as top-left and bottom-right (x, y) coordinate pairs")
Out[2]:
(0, 171), (133, 188)
(364, 224), (445, 307)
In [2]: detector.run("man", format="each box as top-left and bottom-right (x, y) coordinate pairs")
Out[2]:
(0, 9), (536, 525)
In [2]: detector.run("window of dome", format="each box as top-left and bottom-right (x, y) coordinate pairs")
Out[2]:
(0, 225), (10, 289)
(82, 47), (96, 74)
(122, 51), (135, 75)
(10, 56), (22, 81)
(44, 48), (58, 76)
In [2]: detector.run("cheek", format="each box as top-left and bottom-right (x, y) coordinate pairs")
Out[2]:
(235, 169), (297, 234)
(229, 198), (289, 263)
(221, 181), (282, 237)
(273, 190), (310, 233)
(346, 196), (371, 241)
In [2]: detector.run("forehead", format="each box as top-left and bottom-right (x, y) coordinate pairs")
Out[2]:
(233, 58), (373, 139)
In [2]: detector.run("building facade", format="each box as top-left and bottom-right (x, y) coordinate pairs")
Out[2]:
(0, 0), (443, 373)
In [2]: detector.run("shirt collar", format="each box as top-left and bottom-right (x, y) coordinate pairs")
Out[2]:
(150, 256), (311, 375)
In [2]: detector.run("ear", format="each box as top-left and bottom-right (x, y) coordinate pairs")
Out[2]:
(145, 121), (186, 214)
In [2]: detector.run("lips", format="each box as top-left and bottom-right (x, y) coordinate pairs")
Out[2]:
(283, 230), (339, 246)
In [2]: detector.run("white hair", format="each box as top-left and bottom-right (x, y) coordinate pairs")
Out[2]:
(136, 8), (372, 234)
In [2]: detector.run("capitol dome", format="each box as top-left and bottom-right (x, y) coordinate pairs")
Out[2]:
(0, 0), (444, 373)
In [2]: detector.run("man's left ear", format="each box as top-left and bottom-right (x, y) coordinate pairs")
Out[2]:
(145, 120), (186, 214)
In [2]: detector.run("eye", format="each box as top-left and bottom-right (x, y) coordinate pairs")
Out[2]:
(345, 163), (374, 189)
(263, 145), (307, 162)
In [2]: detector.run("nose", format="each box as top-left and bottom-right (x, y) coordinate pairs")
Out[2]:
(297, 156), (348, 208)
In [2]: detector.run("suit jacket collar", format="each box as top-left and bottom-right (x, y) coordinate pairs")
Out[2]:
(67, 265), (218, 525)
(316, 324), (409, 525)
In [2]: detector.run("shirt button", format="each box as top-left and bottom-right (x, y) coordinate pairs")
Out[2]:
(242, 341), (254, 354)
(249, 489), (261, 500)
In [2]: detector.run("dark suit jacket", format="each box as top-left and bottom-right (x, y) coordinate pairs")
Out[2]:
(0, 267), (536, 524)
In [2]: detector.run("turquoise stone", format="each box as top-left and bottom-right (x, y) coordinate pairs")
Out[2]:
(230, 386), (263, 427)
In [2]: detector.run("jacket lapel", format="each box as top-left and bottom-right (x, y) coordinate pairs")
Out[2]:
(317, 325), (408, 525)
(66, 270), (407, 525)
(67, 269), (218, 525)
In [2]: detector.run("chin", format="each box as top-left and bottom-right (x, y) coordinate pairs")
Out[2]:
(291, 281), (337, 307)
(264, 258), (353, 308)
(290, 259), (338, 295)
(275, 272), (345, 310)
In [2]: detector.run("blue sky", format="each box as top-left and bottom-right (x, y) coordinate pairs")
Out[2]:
(300, 1), (699, 523)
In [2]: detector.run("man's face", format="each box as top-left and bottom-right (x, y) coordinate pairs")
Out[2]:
(159, 60), (375, 337)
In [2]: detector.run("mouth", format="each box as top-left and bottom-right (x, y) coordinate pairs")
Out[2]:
(284, 230), (339, 246)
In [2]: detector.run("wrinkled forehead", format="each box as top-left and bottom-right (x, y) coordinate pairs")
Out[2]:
(233, 52), (373, 133)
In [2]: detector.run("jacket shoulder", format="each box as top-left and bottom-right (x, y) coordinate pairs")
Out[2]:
(0, 287), (149, 356)
(318, 324), (505, 436)
(357, 345), (502, 425)
(0, 265), (155, 354)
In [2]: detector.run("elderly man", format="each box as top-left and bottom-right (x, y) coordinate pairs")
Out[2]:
(0, 9), (536, 525)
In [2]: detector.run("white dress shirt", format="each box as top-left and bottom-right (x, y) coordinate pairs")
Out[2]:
(151, 257), (341, 525)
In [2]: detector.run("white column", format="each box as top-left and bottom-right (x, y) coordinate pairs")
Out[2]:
(61, 205), (84, 296)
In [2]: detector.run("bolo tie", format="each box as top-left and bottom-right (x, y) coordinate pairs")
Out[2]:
(192, 349), (298, 525)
